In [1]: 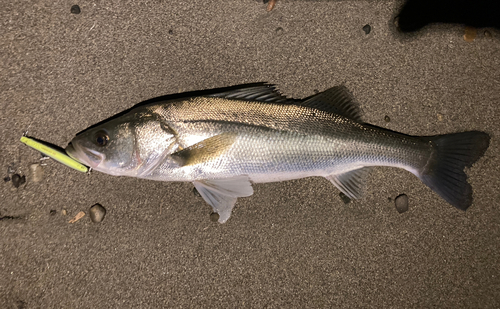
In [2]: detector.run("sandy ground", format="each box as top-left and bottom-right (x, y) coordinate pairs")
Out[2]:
(1, 1), (499, 308)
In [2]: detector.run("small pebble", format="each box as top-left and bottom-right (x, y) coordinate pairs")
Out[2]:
(384, 115), (391, 122)
(29, 164), (44, 183)
(68, 211), (85, 223)
(395, 194), (409, 213)
(89, 204), (106, 223)
(484, 30), (492, 37)
(210, 212), (219, 222)
(61, 209), (67, 216)
(50, 209), (57, 216)
(14, 300), (26, 309)
(192, 187), (201, 197)
(362, 24), (371, 35)
(393, 16), (400, 29)
(464, 26), (477, 42)
(437, 113), (444, 121)
(11, 174), (26, 188)
(3, 176), (10, 182)
(339, 192), (351, 204)
(275, 27), (284, 36)
(168, 29), (174, 35)
(70, 5), (81, 14)
(266, 0), (277, 11)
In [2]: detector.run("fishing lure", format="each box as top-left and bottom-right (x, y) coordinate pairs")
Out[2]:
(20, 136), (89, 173)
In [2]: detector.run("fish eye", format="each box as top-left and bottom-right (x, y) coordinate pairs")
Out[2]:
(95, 131), (109, 147)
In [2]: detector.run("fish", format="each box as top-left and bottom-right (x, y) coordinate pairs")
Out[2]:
(66, 83), (490, 223)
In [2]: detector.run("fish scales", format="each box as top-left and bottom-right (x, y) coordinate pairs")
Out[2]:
(149, 96), (431, 181)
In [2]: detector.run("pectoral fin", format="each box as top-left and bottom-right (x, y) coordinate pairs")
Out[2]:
(193, 176), (254, 223)
(171, 133), (237, 166)
(326, 167), (371, 200)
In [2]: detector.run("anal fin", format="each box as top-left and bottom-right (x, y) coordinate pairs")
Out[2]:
(325, 167), (371, 200)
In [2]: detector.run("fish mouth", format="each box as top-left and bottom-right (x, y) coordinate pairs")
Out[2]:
(66, 142), (104, 169)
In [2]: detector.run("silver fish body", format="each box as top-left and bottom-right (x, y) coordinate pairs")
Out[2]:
(66, 84), (490, 222)
(144, 97), (428, 182)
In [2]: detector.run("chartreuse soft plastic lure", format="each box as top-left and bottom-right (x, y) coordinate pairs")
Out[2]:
(20, 136), (89, 173)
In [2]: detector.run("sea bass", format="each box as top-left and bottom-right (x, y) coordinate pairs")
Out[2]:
(66, 84), (490, 222)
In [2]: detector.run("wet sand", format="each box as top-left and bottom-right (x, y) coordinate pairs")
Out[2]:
(1, 1), (499, 307)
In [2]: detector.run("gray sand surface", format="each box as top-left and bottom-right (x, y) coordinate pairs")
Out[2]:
(1, 1), (499, 307)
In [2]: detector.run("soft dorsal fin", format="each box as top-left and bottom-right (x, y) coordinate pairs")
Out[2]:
(325, 167), (371, 200)
(208, 83), (294, 103)
(301, 86), (362, 122)
(171, 133), (237, 166)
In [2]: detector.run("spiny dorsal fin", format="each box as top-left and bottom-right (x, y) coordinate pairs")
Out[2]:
(325, 167), (372, 200)
(171, 132), (237, 166)
(302, 86), (362, 122)
(208, 83), (296, 103)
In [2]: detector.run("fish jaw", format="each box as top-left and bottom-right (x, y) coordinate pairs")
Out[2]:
(66, 142), (104, 170)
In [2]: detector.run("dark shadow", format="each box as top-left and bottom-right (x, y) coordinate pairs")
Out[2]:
(0, 210), (23, 221)
(0, 215), (22, 220)
(397, 0), (500, 32)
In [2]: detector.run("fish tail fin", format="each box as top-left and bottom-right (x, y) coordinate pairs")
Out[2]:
(418, 131), (490, 210)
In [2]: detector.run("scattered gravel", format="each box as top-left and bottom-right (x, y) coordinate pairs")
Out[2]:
(363, 24), (371, 35)
(210, 212), (219, 222)
(70, 5), (81, 14)
(11, 174), (26, 188)
(89, 204), (106, 223)
(464, 26), (477, 42)
(339, 192), (351, 204)
(29, 164), (44, 183)
(395, 194), (409, 213)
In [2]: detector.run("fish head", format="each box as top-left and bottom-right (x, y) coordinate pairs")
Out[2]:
(66, 109), (177, 176)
